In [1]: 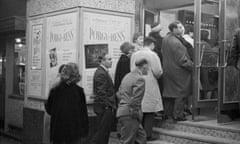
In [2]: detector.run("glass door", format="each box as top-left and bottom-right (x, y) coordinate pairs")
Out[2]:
(218, 0), (240, 123)
(192, 0), (220, 120)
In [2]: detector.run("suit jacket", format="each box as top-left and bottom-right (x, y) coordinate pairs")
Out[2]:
(114, 54), (131, 92)
(162, 33), (193, 98)
(116, 69), (145, 118)
(93, 65), (116, 113)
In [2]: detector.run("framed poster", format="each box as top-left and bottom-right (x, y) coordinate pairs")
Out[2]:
(80, 8), (133, 100)
(85, 44), (108, 69)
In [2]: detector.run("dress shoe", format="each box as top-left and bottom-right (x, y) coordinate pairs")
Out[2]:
(147, 137), (158, 141)
(174, 117), (187, 121)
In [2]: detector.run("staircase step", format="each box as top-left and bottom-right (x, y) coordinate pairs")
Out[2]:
(147, 140), (175, 144)
(153, 127), (240, 144)
(155, 119), (240, 141)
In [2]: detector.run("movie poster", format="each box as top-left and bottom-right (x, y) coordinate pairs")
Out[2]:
(45, 12), (77, 97)
(81, 11), (133, 100)
(31, 24), (43, 69)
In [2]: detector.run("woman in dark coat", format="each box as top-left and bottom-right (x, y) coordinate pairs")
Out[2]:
(114, 42), (134, 92)
(45, 63), (88, 144)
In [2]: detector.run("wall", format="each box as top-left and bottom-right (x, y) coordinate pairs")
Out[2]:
(0, 0), (26, 18)
(27, 0), (135, 16)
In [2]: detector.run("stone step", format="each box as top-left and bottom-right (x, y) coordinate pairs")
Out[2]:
(147, 140), (175, 144)
(108, 132), (173, 144)
(155, 118), (240, 141)
(153, 127), (240, 144)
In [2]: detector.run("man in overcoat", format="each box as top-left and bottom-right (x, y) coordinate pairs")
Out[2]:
(91, 54), (116, 144)
(161, 21), (193, 121)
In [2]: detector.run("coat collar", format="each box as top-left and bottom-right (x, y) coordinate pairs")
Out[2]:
(100, 64), (109, 72)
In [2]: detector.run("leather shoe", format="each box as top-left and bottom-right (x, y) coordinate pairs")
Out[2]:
(174, 117), (187, 121)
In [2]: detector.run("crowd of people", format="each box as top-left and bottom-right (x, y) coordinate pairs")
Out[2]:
(44, 20), (194, 144)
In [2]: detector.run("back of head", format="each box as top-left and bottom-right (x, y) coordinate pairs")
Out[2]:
(132, 32), (143, 43)
(135, 58), (148, 67)
(168, 21), (181, 32)
(60, 63), (81, 84)
(120, 42), (134, 54)
(201, 30), (209, 42)
(144, 37), (156, 47)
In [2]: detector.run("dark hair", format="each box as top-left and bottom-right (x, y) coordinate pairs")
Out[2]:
(201, 30), (209, 41)
(98, 53), (107, 63)
(151, 22), (160, 29)
(143, 37), (156, 46)
(135, 59), (148, 67)
(58, 64), (66, 73)
(185, 26), (193, 34)
(120, 42), (134, 54)
(132, 32), (143, 43)
(168, 21), (181, 32)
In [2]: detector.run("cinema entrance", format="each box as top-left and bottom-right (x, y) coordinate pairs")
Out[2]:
(142, 0), (240, 123)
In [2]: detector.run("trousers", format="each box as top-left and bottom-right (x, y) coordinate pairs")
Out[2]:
(118, 116), (146, 144)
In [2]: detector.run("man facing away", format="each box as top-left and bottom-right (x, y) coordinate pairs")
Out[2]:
(117, 58), (149, 144)
(131, 37), (163, 140)
(91, 53), (116, 144)
(161, 21), (193, 121)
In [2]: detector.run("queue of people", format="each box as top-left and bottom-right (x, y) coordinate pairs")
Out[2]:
(44, 20), (194, 144)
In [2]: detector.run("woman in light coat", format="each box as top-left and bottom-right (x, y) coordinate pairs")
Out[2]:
(130, 37), (163, 140)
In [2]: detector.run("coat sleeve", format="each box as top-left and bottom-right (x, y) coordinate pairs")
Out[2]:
(45, 88), (56, 115)
(173, 42), (193, 71)
(79, 88), (89, 137)
(129, 78), (145, 109)
(150, 52), (163, 79)
(130, 53), (136, 72)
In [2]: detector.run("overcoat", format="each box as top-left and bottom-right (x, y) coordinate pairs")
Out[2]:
(114, 54), (131, 92)
(161, 33), (193, 98)
(131, 48), (163, 112)
(45, 82), (88, 143)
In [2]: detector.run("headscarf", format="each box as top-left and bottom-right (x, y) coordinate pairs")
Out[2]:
(60, 63), (81, 84)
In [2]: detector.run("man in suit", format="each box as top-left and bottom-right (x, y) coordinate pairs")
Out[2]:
(117, 58), (149, 144)
(91, 53), (116, 144)
(161, 21), (193, 121)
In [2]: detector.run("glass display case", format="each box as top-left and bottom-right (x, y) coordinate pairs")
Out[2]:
(13, 37), (26, 96)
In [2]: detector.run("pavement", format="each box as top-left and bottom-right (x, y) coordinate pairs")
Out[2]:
(0, 133), (120, 144)
(0, 136), (21, 144)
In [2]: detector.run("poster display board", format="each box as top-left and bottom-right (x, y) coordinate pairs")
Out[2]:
(28, 19), (44, 97)
(81, 10), (133, 101)
(31, 24), (43, 69)
(45, 12), (78, 97)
